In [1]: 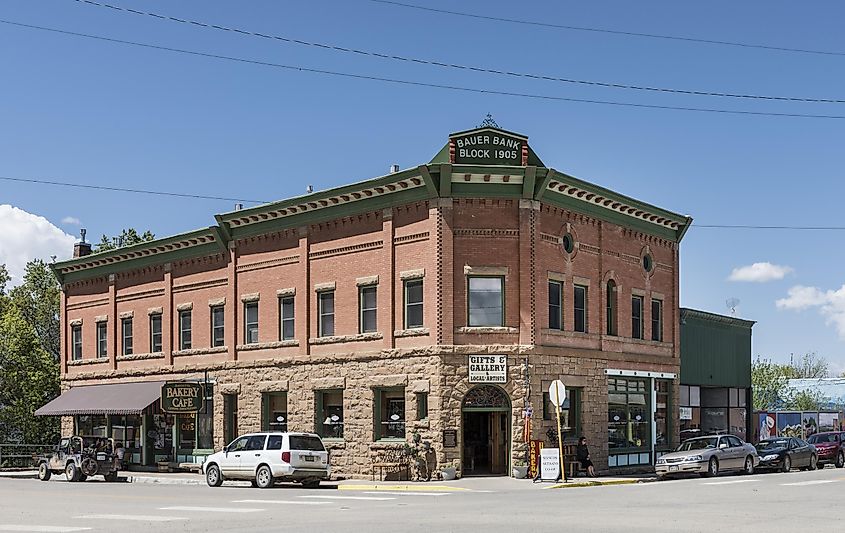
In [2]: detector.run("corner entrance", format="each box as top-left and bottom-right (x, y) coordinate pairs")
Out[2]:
(461, 385), (510, 476)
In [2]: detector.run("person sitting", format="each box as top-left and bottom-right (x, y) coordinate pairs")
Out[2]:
(576, 436), (596, 477)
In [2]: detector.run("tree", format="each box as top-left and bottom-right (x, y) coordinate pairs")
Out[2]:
(94, 228), (155, 252)
(0, 264), (9, 293)
(751, 357), (790, 411)
(752, 354), (832, 411)
(7, 261), (61, 362)
(783, 352), (829, 379)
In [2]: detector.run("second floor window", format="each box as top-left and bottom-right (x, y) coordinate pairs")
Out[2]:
(468, 276), (504, 327)
(279, 297), (295, 341)
(403, 280), (423, 329)
(150, 315), (162, 352)
(606, 280), (617, 336)
(179, 310), (192, 350)
(632, 295), (644, 339)
(652, 299), (663, 342)
(548, 280), (562, 330)
(121, 317), (133, 355)
(71, 325), (82, 360)
(244, 302), (259, 344)
(574, 285), (588, 333)
(211, 306), (225, 347)
(318, 291), (335, 337)
(96, 322), (107, 358)
(359, 286), (377, 333)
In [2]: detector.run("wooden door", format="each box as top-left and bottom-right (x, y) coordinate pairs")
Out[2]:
(490, 412), (507, 474)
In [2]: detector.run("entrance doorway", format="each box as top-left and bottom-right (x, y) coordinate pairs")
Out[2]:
(462, 386), (510, 476)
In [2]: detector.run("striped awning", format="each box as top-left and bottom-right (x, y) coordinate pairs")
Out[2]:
(35, 381), (166, 416)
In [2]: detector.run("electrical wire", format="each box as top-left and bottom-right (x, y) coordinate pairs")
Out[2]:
(69, 0), (845, 104)
(3, 19), (845, 120)
(368, 0), (845, 58)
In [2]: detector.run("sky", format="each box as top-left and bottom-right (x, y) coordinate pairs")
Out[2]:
(1, 0), (844, 372)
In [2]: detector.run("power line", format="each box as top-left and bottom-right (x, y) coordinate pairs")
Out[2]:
(0, 175), (270, 204)
(69, 0), (845, 105)
(369, 0), (845, 59)
(4, 19), (845, 120)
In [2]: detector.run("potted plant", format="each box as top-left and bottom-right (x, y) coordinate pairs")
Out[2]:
(512, 459), (528, 479)
(440, 461), (458, 481)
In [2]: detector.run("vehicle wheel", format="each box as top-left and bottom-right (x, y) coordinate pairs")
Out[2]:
(104, 472), (119, 482)
(302, 479), (320, 489)
(255, 465), (274, 489)
(38, 463), (51, 481)
(704, 457), (719, 478)
(743, 456), (754, 475)
(782, 455), (791, 473)
(78, 474), (87, 482)
(65, 462), (80, 482)
(809, 454), (818, 471)
(205, 464), (223, 487)
(836, 452), (845, 469)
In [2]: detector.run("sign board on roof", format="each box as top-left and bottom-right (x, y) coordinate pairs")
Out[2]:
(450, 128), (527, 166)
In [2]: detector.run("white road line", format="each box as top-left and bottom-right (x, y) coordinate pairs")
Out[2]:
(362, 491), (450, 496)
(703, 479), (758, 485)
(232, 499), (330, 506)
(781, 479), (839, 486)
(0, 524), (91, 533)
(74, 515), (187, 522)
(299, 495), (395, 501)
(159, 506), (263, 513)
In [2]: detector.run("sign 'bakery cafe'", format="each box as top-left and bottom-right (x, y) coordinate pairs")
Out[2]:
(450, 127), (529, 166)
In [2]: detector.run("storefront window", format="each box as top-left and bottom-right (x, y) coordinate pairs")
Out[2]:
(542, 388), (582, 437)
(317, 390), (344, 439)
(177, 385), (214, 451)
(608, 378), (650, 451)
(376, 388), (405, 440)
(178, 414), (197, 450)
(110, 415), (142, 458)
(76, 415), (107, 437)
(680, 385), (702, 441)
(262, 392), (288, 432)
(150, 414), (174, 458)
(655, 380), (671, 449)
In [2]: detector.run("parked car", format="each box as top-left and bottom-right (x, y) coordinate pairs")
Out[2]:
(36, 436), (120, 482)
(755, 437), (817, 472)
(655, 435), (758, 479)
(806, 432), (845, 468)
(203, 432), (330, 489)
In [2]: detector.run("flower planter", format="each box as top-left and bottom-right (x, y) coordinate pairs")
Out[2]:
(512, 465), (528, 479)
(440, 466), (457, 481)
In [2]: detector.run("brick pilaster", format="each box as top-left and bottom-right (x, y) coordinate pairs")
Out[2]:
(382, 209), (395, 348)
(108, 274), (117, 370)
(433, 197), (454, 345)
(518, 199), (540, 346)
(226, 243), (238, 361)
(164, 263), (173, 365)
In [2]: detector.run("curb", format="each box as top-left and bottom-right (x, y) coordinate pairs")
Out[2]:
(339, 484), (470, 492)
(0, 471), (37, 479)
(548, 479), (644, 489)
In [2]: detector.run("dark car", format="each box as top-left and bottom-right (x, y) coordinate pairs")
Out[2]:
(755, 437), (817, 472)
(806, 432), (845, 468)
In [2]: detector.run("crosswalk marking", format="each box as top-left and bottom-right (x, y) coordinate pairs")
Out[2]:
(0, 527), (91, 532)
(232, 499), (330, 505)
(159, 506), (263, 513)
(781, 479), (839, 486)
(361, 491), (450, 496)
(74, 515), (186, 522)
(299, 495), (395, 501)
(703, 479), (758, 485)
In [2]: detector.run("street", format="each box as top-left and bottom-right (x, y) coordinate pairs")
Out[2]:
(1, 467), (843, 532)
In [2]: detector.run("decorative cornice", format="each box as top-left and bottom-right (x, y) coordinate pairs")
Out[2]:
(236, 255), (299, 273)
(309, 240), (383, 260)
(173, 346), (228, 357)
(454, 228), (519, 239)
(173, 278), (227, 294)
(237, 340), (299, 351)
(308, 332), (383, 345)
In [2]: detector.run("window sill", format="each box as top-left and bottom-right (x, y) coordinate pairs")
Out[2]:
(237, 340), (299, 351)
(456, 326), (518, 334)
(411, 420), (430, 429)
(116, 352), (164, 362)
(173, 346), (228, 357)
(322, 439), (346, 448)
(309, 332), (383, 345)
(372, 439), (406, 447)
(67, 358), (109, 366)
(394, 328), (429, 338)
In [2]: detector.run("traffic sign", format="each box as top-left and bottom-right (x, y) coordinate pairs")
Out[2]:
(548, 380), (566, 407)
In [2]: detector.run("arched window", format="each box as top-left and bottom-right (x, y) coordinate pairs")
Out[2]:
(606, 280), (617, 336)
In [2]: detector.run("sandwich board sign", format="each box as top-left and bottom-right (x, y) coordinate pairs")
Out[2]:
(539, 448), (561, 481)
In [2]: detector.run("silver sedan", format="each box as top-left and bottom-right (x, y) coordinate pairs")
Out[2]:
(655, 435), (759, 479)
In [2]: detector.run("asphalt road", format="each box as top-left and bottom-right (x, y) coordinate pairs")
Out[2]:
(1, 466), (844, 532)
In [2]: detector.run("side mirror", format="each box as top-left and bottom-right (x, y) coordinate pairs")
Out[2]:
(719, 443), (728, 449)
(223, 445), (229, 454)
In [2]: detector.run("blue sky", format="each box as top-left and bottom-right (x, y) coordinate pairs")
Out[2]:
(1, 1), (844, 372)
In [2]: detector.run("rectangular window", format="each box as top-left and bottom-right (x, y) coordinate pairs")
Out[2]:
(317, 390), (344, 439)
(244, 302), (258, 344)
(655, 379), (671, 449)
(542, 388), (582, 436)
(121, 318), (133, 355)
(359, 286), (378, 333)
(376, 388), (406, 440)
(632, 295), (644, 339)
(608, 378), (650, 454)
(279, 296), (295, 340)
(96, 322), (107, 358)
(71, 325), (82, 360)
(416, 392), (428, 420)
(318, 291), (335, 337)
(573, 285), (588, 333)
(468, 276), (504, 327)
(262, 392), (287, 432)
(548, 280), (562, 330)
(606, 282), (617, 336)
(150, 315), (162, 352)
(179, 310), (192, 350)
(651, 299), (663, 342)
(404, 280), (424, 329)
(211, 306), (225, 347)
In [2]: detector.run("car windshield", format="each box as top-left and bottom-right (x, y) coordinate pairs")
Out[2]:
(808, 434), (837, 444)
(677, 437), (717, 451)
(289, 436), (325, 452)
(756, 439), (788, 450)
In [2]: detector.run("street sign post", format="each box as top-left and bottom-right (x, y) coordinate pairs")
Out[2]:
(548, 379), (567, 482)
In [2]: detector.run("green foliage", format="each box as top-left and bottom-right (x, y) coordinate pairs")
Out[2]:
(782, 352), (829, 380)
(752, 353), (831, 411)
(7, 261), (61, 362)
(751, 357), (790, 411)
(94, 228), (155, 252)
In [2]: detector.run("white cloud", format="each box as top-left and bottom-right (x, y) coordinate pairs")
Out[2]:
(728, 262), (793, 283)
(777, 284), (845, 339)
(0, 205), (76, 286)
(61, 216), (82, 226)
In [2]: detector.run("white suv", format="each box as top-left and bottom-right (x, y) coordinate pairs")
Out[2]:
(203, 432), (330, 489)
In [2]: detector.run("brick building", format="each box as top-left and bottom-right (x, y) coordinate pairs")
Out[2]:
(38, 125), (692, 477)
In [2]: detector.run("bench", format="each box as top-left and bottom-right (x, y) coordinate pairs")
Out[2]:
(563, 444), (585, 478)
(371, 449), (409, 481)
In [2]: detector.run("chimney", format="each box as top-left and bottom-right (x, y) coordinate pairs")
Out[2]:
(306, 184), (314, 194)
(234, 203), (243, 211)
(390, 164), (400, 174)
(73, 228), (92, 258)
